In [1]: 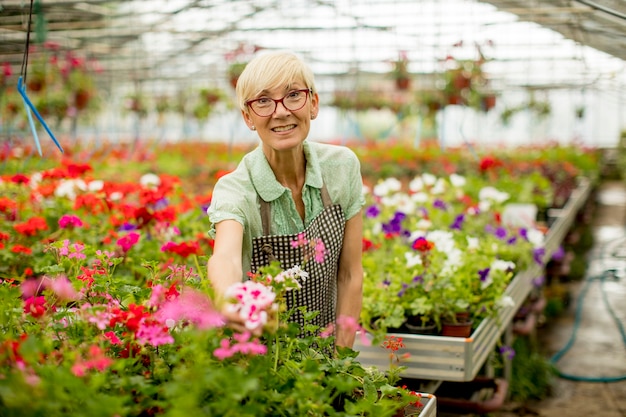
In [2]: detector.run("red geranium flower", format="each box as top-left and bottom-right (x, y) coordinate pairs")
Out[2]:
(13, 217), (48, 236)
(412, 237), (434, 252)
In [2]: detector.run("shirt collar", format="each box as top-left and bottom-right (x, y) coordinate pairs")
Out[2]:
(249, 141), (323, 202)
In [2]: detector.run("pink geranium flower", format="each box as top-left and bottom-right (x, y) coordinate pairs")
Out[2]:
(224, 281), (275, 331)
(46, 275), (81, 302)
(117, 232), (140, 252)
(58, 214), (84, 229)
(155, 288), (224, 330)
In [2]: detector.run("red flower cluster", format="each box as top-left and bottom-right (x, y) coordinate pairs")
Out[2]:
(362, 237), (379, 252)
(24, 296), (53, 318)
(479, 155), (503, 173)
(412, 236), (434, 252)
(161, 241), (201, 258)
(109, 303), (150, 333)
(382, 335), (405, 352)
(13, 217), (48, 237)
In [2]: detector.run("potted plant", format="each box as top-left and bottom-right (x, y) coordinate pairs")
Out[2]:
(155, 95), (171, 114)
(390, 51), (411, 90)
(26, 56), (53, 92)
(360, 173), (541, 337)
(63, 68), (96, 111)
(227, 61), (248, 89)
(125, 91), (149, 118)
(200, 87), (225, 105)
(34, 89), (69, 125)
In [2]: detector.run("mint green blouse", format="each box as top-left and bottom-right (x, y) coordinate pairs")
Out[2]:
(207, 140), (365, 279)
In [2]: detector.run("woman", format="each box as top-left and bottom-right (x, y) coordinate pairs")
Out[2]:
(207, 51), (364, 348)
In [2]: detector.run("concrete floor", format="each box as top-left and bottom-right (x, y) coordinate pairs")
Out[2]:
(498, 180), (626, 417)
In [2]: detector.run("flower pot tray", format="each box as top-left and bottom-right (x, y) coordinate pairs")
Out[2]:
(401, 393), (437, 417)
(435, 377), (508, 414)
(354, 179), (592, 382)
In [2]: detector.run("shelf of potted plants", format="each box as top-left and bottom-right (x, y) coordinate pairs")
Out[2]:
(353, 176), (593, 384)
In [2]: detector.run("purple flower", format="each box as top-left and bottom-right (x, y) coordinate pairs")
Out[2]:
(450, 213), (465, 230)
(507, 236), (517, 245)
(533, 247), (546, 265)
(551, 246), (565, 261)
(119, 222), (137, 232)
(519, 227), (528, 240)
(412, 274), (424, 284)
(532, 275), (545, 287)
(478, 267), (490, 282)
(499, 345), (515, 360)
(152, 198), (169, 210)
(382, 211), (407, 235)
(397, 283), (409, 297)
(433, 199), (447, 210)
(365, 204), (381, 218)
(494, 227), (507, 240)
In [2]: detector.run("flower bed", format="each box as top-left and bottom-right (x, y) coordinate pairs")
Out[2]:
(0, 139), (599, 414)
(0, 150), (432, 416)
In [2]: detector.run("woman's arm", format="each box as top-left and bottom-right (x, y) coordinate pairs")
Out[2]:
(207, 219), (250, 333)
(208, 219), (244, 298)
(335, 210), (364, 348)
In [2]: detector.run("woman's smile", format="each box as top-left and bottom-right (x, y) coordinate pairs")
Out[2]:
(272, 124), (297, 133)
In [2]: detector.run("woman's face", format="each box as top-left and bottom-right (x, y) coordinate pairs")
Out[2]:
(242, 81), (319, 152)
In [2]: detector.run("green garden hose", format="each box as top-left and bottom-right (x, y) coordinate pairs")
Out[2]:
(549, 237), (626, 382)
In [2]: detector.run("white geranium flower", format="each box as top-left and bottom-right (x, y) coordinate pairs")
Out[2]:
(449, 173), (466, 188)
(492, 259), (516, 271)
(29, 172), (43, 189)
(431, 178), (447, 195)
(409, 176), (424, 192)
(415, 218), (432, 230)
(140, 173), (161, 189)
(55, 179), (87, 200)
(373, 177), (402, 197)
(109, 191), (123, 201)
(479, 186), (510, 204)
(88, 180), (104, 192)
(466, 236), (480, 250)
(497, 295), (515, 309)
(526, 228), (545, 247)
(411, 191), (428, 203)
(422, 173), (437, 186)
(404, 252), (422, 268)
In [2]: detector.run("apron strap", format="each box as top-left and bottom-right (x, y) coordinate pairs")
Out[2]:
(320, 183), (332, 208)
(259, 197), (272, 236)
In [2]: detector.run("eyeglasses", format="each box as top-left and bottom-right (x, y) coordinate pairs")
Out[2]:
(246, 89), (311, 117)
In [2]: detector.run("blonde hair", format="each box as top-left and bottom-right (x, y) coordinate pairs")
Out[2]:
(235, 51), (317, 112)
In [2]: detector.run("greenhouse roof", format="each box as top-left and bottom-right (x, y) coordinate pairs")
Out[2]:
(0, 0), (624, 91)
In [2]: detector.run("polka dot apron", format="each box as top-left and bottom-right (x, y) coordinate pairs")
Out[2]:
(250, 184), (346, 338)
